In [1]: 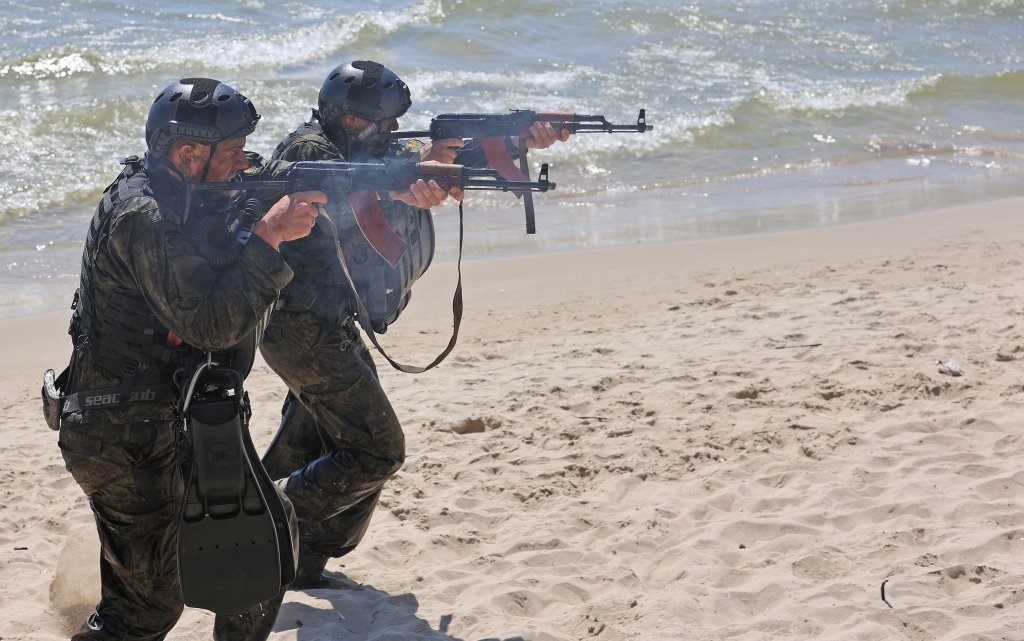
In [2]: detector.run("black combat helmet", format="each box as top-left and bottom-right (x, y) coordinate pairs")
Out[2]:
(317, 60), (412, 127)
(145, 77), (260, 160)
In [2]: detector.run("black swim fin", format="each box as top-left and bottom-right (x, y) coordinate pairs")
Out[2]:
(177, 367), (296, 615)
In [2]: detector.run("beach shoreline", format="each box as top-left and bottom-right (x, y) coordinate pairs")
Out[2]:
(10, 190), (1024, 324)
(5, 195), (1024, 639)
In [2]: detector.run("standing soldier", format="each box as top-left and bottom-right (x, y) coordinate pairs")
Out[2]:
(51, 77), (325, 641)
(259, 60), (461, 592)
(258, 60), (569, 591)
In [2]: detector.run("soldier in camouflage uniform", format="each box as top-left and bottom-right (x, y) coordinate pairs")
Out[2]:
(54, 77), (325, 641)
(256, 61), (570, 591)
(258, 61), (460, 592)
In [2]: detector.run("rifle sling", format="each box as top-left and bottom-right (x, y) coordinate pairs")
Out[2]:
(321, 202), (465, 374)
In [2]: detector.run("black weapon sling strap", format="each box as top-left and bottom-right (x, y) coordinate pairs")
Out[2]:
(478, 136), (536, 235)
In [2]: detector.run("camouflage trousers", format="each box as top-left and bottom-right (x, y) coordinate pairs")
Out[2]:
(260, 309), (404, 565)
(59, 419), (184, 640)
(60, 418), (291, 641)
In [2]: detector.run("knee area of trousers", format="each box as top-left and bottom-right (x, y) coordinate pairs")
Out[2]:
(383, 455), (404, 478)
(377, 444), (405, 477)
(387, 444), (406, 471)
(340, 449), (403, 482)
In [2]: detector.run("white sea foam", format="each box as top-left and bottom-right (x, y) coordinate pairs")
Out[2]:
(752, 72), (944, 114)
(0, 0), (446, 79)
(0, 52), (96, 79)
(183, 13), (255, 24)
(1, 0), (1024, 319)
(145, 2), (442, 70)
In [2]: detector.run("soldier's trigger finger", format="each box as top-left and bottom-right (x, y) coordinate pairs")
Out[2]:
(427, 180), (448, 204)
(542, 122), (559, 144)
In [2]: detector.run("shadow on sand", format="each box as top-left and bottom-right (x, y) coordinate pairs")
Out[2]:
(274, 578), (524, 641)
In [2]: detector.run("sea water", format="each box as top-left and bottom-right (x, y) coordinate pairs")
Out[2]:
(1, 0), (1022, 318)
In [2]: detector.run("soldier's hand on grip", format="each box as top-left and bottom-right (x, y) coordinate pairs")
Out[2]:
(389, 177), (463, 208)
(255, 190), (328, 248)
(419, 138), (464, 164)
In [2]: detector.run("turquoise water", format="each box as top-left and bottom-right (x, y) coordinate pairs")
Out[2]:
(1, 0), (1023, 318)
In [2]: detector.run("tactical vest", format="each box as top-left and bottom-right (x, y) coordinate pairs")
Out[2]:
(273, 119), (435, 333)
(62, 158), (258, 415)
(75, 159), (194, 383)
(347, 199), (434, 333)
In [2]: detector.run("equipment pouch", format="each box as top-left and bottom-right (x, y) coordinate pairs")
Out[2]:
(42, 368), (68, 431)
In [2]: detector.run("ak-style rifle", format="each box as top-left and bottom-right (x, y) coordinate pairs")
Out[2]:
(193, 157), (556, 375)
(194, 158), (555, 267)
(375, 109), (652, 233)
(376, 108), (653, 140)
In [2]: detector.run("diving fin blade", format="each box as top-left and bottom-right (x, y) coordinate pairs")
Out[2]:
(177, 391), (290, 615)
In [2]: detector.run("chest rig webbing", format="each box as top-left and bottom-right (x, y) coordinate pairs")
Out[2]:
(63, 157), (192, 413)
(273, 120), (436, 333)
(52, 158), (259, 419)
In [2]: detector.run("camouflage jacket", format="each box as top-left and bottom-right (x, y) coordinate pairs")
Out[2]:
(67, 157), (293, 424)
(268, 119), (425, 328)
(268, 116), (494, 331)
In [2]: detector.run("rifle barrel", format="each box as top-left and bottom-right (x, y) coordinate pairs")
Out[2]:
(190, 174), (554, 193)
(460, 180), (556, 192)
(565, 123), (654, 133)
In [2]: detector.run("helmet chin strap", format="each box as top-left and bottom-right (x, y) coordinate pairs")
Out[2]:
(159, 156), (195, 225)
(199, 142), (218, 183)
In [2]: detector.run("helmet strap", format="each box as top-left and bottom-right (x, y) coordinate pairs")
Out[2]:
(161, 159), (194, 225)
(199, 141), (218, 183)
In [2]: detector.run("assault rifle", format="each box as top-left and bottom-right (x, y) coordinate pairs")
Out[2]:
(376, 108), (653, 140)
(194, 157), (556, 375)
(375, 109), (652, 233)
(194, 158), (555, 267)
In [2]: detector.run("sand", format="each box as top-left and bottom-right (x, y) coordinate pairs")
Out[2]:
(4, 198), (1024, 640)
